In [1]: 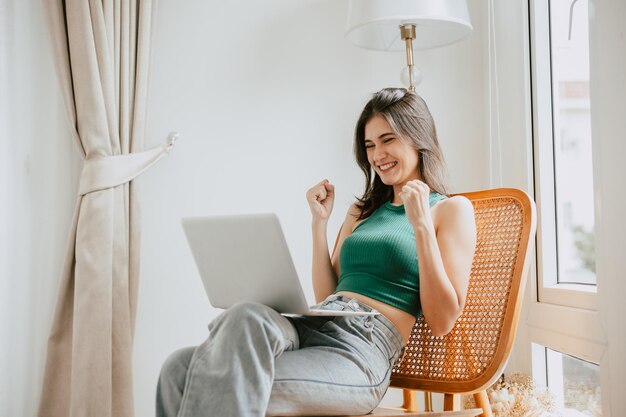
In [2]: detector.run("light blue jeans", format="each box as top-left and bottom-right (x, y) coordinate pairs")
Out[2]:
(156, 295), (404, 417)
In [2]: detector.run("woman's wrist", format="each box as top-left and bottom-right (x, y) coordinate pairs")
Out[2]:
(412, 219), (436, 236)
(311, 218), (329, 229)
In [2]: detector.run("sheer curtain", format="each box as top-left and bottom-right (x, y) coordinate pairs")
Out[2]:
(38, 1), (174, 416)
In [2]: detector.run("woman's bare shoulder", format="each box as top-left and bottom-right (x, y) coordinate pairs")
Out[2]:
(438, 195), (474, 213)
(345, 202), (364, 232)
(433, 195), (475, 230)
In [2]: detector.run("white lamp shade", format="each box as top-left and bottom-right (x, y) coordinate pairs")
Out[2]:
(345, 0), (473, 51)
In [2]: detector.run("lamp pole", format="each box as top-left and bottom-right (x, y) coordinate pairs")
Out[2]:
(400, 24), (417, 92)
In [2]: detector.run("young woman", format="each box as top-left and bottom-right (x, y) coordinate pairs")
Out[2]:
(156, 88), (477, 417)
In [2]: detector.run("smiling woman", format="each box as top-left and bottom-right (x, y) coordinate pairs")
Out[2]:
(364, 117), (422, 203)
(352, 90), (449, 220)
(328, 89), (476, 341)
(156, 88), (476, 417)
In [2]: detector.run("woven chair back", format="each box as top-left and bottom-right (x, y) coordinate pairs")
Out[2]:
(390, 188), (536, 394)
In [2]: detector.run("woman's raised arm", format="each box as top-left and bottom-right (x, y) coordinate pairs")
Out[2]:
(416, 196), (477, 336)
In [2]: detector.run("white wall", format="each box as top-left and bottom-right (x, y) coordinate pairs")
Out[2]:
(2, 1), (488, 416)
(1, 2), (9, 415)
(584, 1), (626, 414)
(1, 1), (80, 417)
(136, 0), (487, 415)
(481, 0), (535, 377)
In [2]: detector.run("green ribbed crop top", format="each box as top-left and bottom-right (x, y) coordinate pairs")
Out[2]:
(334, 192), (448, 318)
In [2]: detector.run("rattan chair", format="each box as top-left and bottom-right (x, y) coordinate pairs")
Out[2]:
(317, 188), (537, 417)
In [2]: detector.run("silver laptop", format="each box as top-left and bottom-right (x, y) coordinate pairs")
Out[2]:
(181, 213), (377, 316)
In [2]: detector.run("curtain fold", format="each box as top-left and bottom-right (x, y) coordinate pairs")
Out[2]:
(38, 1), (170, 416)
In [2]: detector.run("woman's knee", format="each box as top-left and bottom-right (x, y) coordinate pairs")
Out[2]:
(160, 346), (196, 382)
(209, 302), (292, 344)
(221, 301), (274, 323)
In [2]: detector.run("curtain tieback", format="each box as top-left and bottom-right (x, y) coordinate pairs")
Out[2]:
(78, 132), (179, 196)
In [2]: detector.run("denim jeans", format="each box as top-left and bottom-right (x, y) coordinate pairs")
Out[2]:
(156, 295), (404, 417)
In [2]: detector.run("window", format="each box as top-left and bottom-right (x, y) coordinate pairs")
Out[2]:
(532, 344), (602, 417)
(529, 0), (604, 413)
(549, 0), (595, 287)
(532, 0), (596, 309)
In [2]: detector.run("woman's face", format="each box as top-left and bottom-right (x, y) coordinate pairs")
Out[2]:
(364, 115), (420, 188)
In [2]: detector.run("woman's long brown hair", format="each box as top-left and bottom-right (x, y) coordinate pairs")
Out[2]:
(354, 88), (449, 220)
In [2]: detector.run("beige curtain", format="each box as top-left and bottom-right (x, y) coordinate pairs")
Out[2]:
(38, 1), (174, 416)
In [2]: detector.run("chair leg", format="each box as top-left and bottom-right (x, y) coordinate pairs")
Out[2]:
(424, 391), (433, 412)
(402, 389), (419, 412)
(444, 394), (460, 411)
(473, 390), (494, 417)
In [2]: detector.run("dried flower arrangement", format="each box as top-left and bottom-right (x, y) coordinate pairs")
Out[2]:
(463, 373), (559, 417)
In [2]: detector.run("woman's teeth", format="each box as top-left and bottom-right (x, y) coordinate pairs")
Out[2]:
(379, 162), (397, 171)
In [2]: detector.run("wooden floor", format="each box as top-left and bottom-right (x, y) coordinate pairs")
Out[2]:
(296, 407), (484, 417)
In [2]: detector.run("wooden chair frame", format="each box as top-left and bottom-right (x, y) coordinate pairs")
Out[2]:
(319, 188), (537, 417)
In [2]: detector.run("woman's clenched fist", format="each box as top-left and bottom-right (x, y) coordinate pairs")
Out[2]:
(306, 179), (335, 221)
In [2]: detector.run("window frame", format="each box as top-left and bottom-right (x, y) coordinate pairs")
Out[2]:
(530, 0), (597, 311)
(494, 0), (616, 414)
(527, 0), (607, 400)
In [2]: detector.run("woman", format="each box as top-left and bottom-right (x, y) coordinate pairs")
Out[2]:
(156, 88), (477, 417)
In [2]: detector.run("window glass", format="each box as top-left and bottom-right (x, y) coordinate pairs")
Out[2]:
(546, 348), (602, 416)
(549, 0), (596, 285)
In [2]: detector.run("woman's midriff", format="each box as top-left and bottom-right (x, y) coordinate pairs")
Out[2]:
(335, 290), (416, 344)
